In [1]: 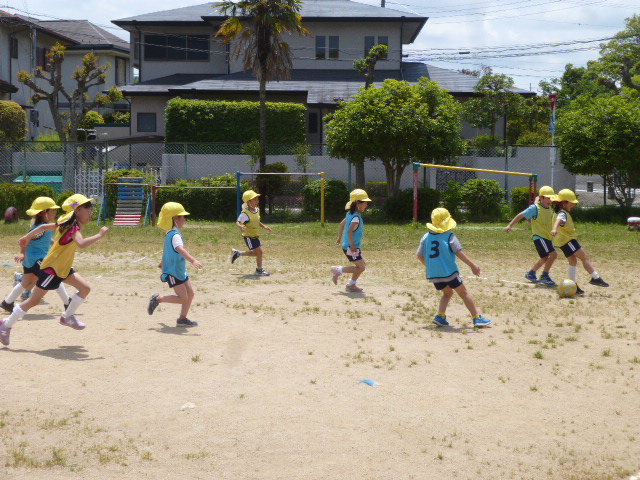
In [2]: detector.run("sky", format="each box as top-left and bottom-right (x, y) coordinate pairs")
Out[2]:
(1, 0), (637, 92)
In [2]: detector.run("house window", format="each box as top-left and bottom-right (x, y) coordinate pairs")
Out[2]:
(144, 34), (209, 61)
(115, 57), (127, 85)
(137, 113), (156, 132)
(36, 47), (50, 70)
(364, 36), (387, 59)
(308, 112), (318, 134)
(316, 36), (339, 60)
(315, 36), (326, 60)
(10, 37), (18, 59)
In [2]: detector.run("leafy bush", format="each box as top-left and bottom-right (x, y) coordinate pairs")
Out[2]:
(80, 111), (104, 129)
(572, 205), (640, 224)
(511, 186), (532, 215)
(0, 183), (55, 215)
(165, 98), (306, 144)
(441, 181), (463, 219)
(103, 112), (130, 124)
(303, 179), (348, 220)
(383, 187), (440, 222)
(461, 178), (505, 221)
(0, 100), (27, 141)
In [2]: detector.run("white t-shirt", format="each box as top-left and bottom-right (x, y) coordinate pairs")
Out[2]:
(171, 228), (184, 250)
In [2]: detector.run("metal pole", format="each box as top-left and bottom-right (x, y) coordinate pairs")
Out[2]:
(236, 171), (242, 218)
(320, 172), (325, 227)
(413, 162), (419, 223)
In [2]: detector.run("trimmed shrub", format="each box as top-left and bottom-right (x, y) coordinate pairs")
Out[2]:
(0, 183), (55, 216)
(383, 187), (440, 222)
(303, 179), (349, 220)
(165, 98), (306, 144)
(441, 181), (463, 219)
(511, 186), (532, 215)
(0, 100), (27, 141)
(461, 178), (504, 221)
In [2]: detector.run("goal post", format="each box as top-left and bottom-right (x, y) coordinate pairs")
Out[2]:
(412, 162), (538, 223)
(236, 171), (326, 226)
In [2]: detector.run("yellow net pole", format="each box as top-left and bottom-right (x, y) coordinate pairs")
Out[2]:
(416, 163), (533, 178)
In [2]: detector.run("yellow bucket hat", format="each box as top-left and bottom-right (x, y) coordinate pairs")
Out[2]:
(427, 208), (457, 233)
(345, 189), (372, 210)
(57, 194), (95, 224)
(538, 186), (555, 198)
(26, 197), (60, 216)
(556, 189), (579, 204)
(242, 190), (260, 203)
(157, 202), (189, 230)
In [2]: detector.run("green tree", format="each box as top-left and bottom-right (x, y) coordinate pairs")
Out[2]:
(539, 63), (612, 109)
(215, 0), (309, 173)
(462, 71), (525, 140)
(556, 95), (640, 207)
(325, 78), (464, 196)
(596, 15), (640, 96)
(17, 43), (122, 143)
(0, 100), (27, 141)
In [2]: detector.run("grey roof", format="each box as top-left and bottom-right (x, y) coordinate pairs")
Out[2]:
(114, 0), (425, 24)
(121, 62), (537, 103)
(0, 10), (79, 44)
(37, 20), (129, 52)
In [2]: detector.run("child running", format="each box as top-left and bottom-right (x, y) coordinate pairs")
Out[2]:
(0, 194), (108, 346)
(331, 189), (371, 292)
(550, 189), (609, 295)
(505, 185), (558, 287)
(417, 208), (492, 328)
(230, 190), (272, 276)
(1, 197), (70, 313)
(147, 202), (202, 327)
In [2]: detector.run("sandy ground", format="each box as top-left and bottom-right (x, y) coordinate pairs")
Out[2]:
(1, 232), (640, 480)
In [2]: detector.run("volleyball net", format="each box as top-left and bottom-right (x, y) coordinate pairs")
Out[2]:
(412, 162), (537, 223)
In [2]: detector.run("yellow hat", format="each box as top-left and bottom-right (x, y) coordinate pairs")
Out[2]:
(538, 186), (555, 198)
(157, 202), (189, 230)
(242, 190), (260, 203)
(556, 189), (579, 204)
(345, 189), (372, 210)
(26, 197), (60, 216)
(57, 194), (95, 223)
(427, 207), (457, 233)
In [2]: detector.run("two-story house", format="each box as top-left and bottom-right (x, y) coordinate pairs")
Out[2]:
(113, 0), (516, 143)
(0, 10), (130, 140)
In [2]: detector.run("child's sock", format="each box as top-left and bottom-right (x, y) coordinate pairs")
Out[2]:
(337, 266), (343, 274)
(348, 279), (356, 286)
(62, 293), (86, 318)
(591, 271), (600, 280)
(568, 266), (577, 283)
(5, 283), (26, 304)
(56, 284), (70, 304)
(5, 305), (26, 328)
(438, 312), (446, 318)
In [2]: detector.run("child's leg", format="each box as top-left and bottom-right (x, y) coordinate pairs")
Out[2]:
(240, 247), (262, 267)
(3, 287), (48, 328)
(438, 286), (454, 315)
(158, 282), (193, 313)
(342, 259), (365, 282)
(542, 250), (558, 274)
(4, 273), (37, 304)
(61, 273), (91, 317)
(572, 248), (595, 275)
(453, 283), (479, 318)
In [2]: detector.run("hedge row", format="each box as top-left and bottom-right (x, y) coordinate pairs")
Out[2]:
(0, 183), (58, 216)
(165, 98), (306, 144)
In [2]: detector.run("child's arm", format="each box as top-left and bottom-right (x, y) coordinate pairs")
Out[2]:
(416, 253), (425, 266)
(175, 246), (203, 269)
(18, 223), (57, 249)
(550, 216), (562, 237)
(505, 213), (525, 232)
(72, 226), (109, 249)
(336, 218), (346, 245)
(455, 250), (481, 276)
(236, 220), (247, 232)
(259, 221), (272, 232)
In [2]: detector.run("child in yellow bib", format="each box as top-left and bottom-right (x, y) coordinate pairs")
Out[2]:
(231, 190), (272, 276)
(550, 189), (608, 295)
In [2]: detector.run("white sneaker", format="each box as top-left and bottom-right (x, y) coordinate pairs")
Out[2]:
(345, 284), (363, 292)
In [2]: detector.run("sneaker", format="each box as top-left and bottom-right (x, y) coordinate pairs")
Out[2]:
(231, 249), (241, 264)
(589, 277), (609, 287)
(331, 266), (341, 285)
(0, 319), (11, 346)
(539, 273), (556, 287)
(59, 315), (86, 330)
(524, 270), (539, 282)
(575, 286), (585, 296)
(433, 314), (449, 327)
(473, 315), (492, 328)
(345, 284), (363, 292)
(176, 318), (198, 327)
(148, 294), (160, 315)
(1, 300), (14, 313)
(255, 268), (270, 276)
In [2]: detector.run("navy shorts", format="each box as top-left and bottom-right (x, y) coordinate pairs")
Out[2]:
(533, 238), (556, 258)
(244, 236), (261, 250)
(433, 274), (463, 291)
(559, 239), (582, 258)
(23, 259), (43, 276)
(37, 267), (75, 291)
(162, 274), (188, 287)
(343, 248), (363, 262)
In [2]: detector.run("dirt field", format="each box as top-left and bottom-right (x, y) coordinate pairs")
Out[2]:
(1, 222), (639, 480)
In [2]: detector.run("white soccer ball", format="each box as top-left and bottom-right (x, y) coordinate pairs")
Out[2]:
(558, 279), (577, 298)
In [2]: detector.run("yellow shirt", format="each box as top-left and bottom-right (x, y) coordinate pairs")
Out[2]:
(241, 207), (261, 238)
(552, 210), (577, 247)
(531, 203), (554, 240)
(40, 225), (80, 278)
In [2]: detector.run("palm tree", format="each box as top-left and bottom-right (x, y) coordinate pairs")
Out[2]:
(215, 0), (309, 172)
